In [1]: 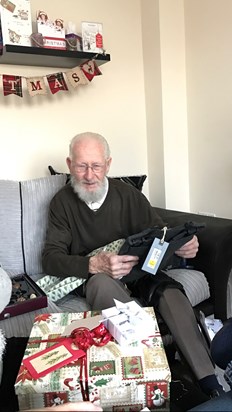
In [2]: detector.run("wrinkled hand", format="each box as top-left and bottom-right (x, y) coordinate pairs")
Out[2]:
(25, 401), (103, 411)
(175, 235), (199, 259)
(89, 252), (139, 279)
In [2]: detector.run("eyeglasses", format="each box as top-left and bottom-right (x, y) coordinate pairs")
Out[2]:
(72, 163), (106, 173)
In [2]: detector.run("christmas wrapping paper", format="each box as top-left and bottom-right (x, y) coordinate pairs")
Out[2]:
(15, 310), (171, 411)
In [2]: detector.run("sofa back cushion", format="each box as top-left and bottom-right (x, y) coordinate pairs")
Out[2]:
(21, 175), (66, 275)
(0, 180), (24, 274)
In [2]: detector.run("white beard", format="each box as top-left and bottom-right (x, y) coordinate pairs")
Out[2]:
(70, 175), (108, 203)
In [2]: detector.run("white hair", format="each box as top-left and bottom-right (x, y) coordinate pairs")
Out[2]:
(69, 132), (111, 160)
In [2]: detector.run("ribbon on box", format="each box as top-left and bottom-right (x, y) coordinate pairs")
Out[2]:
(22, 323), (112, 401)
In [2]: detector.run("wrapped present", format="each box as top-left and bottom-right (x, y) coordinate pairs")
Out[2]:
(15, 309), (171, 411)
(102, 299), (156, 345)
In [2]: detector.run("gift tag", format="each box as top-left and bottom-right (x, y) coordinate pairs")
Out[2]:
(142, 238), (169, 275)
(23, 338), (85, 379)
(61, 314), (104, 336)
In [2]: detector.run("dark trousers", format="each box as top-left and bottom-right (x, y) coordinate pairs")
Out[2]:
(86, 272), (215, 380)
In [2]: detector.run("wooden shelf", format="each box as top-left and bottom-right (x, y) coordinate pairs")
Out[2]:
(0, 45), (111, 68)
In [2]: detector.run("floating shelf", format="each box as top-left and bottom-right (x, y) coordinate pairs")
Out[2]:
(0, 45), (111, 68)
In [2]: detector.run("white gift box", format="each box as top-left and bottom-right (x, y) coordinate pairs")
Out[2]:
(102, 299), (156, 345)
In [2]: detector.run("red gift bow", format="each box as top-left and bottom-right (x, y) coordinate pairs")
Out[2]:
(29, 323), (112, 401)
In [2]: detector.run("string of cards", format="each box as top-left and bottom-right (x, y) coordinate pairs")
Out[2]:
(0, 58), (102, 97)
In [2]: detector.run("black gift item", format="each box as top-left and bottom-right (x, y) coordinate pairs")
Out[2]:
(0, 274), (47, 320)
(118, 221), (206, 271)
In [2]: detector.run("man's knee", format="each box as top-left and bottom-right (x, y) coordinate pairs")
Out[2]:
(87, 273), (114, 290)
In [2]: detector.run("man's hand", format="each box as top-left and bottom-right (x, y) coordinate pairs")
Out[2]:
(89, 252), (139, 279)
(175, 235), (199, 259)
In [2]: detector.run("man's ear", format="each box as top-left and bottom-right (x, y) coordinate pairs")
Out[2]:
(66, 157), (71, 171)
(106, 157), (112, 174)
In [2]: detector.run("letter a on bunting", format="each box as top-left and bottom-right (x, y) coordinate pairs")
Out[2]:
(46, 72), (68, 94)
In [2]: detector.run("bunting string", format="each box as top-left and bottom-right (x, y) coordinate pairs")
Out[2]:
(0, 57), (102, 98)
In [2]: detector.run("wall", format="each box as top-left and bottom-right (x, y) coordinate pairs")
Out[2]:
(141, 0), (165, 208)
(142, 0), (232, 218)
(1, 0), (232, 219)
(184, 0), (232, 219)
(142, 0), (190, 211)
(0, 0), (149, 196)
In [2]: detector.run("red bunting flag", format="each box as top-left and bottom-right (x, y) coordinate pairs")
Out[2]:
(80, 59), (102, 81)
(46, 72), (68, 94)
(2, 74), (23, 97)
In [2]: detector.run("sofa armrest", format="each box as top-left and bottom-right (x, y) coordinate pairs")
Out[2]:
(154, 207), (232, 320)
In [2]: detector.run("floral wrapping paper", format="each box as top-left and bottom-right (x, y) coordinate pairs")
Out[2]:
(15, 310), (171, 411)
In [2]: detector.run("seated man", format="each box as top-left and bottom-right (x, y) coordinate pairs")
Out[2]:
(42, 131), (223, 399)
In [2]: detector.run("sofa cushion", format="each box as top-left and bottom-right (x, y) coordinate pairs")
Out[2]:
(48, 165), (147, 192)
(166, 268), (210, 307)
(21, 175), (66, 275)
(0, 180), (24, 273)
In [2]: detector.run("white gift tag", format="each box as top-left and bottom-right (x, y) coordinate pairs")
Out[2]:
(142, 238), (169, 275)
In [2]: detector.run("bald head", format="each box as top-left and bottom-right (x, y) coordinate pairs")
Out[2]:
(69, 132), (110, 161)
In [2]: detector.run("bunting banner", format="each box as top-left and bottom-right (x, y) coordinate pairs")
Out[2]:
(0, 58), (102, 98)
(2, 74), (23, 97)
(80, 59), (102, 81)
(46, 72), (68, 94)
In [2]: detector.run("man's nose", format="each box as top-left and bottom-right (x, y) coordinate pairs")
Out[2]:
(84, 166), (95, 178)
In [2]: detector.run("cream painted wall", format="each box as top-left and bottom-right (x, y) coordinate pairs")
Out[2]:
(141, 0), (165, 208)
(1, 0), (232, 218)
(143, 0), (232, 218)
(0, 0), (149, 197)
(142, 0), (190, 211)
(184, 0), (232, 218)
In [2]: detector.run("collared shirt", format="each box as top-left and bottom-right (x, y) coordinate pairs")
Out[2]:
(86, 178), (109, 211)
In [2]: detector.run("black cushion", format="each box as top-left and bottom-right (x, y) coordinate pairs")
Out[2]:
(48, 165), (147, 192)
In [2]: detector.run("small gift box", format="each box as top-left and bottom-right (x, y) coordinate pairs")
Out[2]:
(15, 310), (171, 411)
(102, 299), (156, 345)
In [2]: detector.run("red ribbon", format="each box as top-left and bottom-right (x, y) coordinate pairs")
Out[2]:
(29, 323), (112, 401)
(70, 324), (112, 350)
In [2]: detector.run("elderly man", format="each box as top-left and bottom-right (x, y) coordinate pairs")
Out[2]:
(42, 131), (223, 399)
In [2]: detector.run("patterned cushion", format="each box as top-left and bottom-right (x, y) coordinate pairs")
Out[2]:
(165, 268), (210, 306)
(37, 239), (125, 302)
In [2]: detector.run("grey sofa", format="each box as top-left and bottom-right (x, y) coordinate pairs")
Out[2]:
(0, 174), (231, 339)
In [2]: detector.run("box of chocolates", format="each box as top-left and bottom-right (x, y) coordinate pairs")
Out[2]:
(0, 273), (47, 320)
